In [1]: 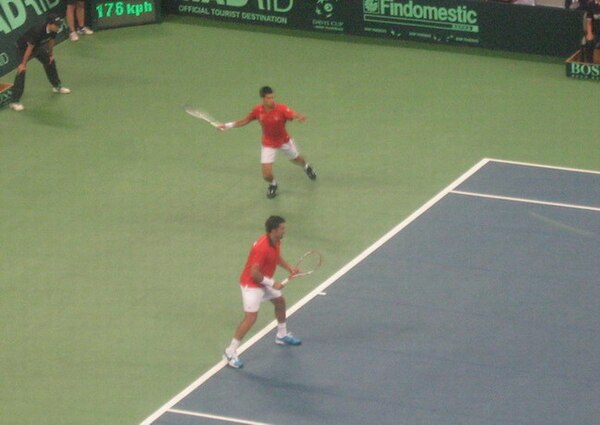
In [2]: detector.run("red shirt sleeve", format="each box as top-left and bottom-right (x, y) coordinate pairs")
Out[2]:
(279, 104), (295, 121)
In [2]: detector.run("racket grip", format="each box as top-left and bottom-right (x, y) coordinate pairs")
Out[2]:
(280, 277), (289, 286)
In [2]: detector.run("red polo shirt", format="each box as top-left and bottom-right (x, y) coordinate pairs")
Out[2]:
(239, 234), (280, 288)
(245, 103), (295, 148)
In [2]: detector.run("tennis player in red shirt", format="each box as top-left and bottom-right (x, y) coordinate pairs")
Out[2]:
(218, 86), (317, 199)
(224, 215), (301, 369)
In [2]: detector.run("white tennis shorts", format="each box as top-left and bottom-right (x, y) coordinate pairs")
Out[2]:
(261, 139), (300, 164)
(240, 285), (282, 313)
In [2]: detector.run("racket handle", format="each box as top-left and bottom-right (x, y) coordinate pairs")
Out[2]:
(280, 277), (290, 286)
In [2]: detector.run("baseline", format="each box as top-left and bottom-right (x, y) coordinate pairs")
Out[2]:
(450, 190), (600, 212)
(455, 159), (600, 208)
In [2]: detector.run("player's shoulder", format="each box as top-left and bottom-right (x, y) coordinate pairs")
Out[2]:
(252, 234), (269, 248)
(277, 103), (296, 116)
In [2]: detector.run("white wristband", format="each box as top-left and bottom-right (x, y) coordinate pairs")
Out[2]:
(261, 276), (274, 287)
(224, 122), (235, 129)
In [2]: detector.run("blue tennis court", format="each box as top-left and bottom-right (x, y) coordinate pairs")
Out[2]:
(141, 159), (600, 425)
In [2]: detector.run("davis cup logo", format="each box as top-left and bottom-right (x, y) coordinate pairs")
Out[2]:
(316, 0), (339, 18)
(313, 0), (343, 32)
(364, 0), (380, 13)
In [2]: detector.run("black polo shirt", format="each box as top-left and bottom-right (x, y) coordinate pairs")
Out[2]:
(16, 22), (57, 50)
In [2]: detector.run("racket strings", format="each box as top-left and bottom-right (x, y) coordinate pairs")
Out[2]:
(282, 251), (321, 286)
(183, 105), (221, 126)
(296, 251), (322, 274)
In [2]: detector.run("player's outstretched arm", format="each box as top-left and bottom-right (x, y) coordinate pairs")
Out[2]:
(292, 112), (306, 123)
(218, 116), (252, 131)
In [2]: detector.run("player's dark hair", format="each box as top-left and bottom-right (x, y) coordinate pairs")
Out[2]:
(259, 86), (273, 98)
(265, 215), (285, 233)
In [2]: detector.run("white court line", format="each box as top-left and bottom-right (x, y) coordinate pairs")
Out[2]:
(139, 157), (599, 424)
(167, 408), (272, 425)
(450, 190), (600, 212)
(139, 158), (492, 425)
(140, 157), (600, 424)
(488, 158), (600, 175)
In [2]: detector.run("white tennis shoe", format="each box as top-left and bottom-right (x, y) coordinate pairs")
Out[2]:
(223, 351), (244, 369)
(77, 26), (94, 35)
(52, 86), (71, 94)
(9, 102), (24, 112)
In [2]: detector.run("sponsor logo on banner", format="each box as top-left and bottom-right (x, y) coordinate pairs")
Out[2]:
(568, 62), (600, 80)
(1, 1), (63, 77)
(362, 0), (480, 44)
(0, 0), (61, 34)
(176, 0), (294, 25)
(313, 0), (343, 32)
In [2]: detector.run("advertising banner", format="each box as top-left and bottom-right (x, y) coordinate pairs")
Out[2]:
(167, 0), (352, 34)
(357, 0), (482, 47)
(166, 0), (584, 58)
(351, 1), (583, 57)
(0, 0), (66, 78)
(566, 51), (600, 81)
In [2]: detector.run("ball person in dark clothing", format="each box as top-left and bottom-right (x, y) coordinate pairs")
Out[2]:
(9, 14), (71, 112)
(583, 0), (600, 63)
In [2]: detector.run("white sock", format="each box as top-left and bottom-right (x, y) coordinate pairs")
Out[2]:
(269, 180), (277, 187)
(277, 322), (288, 338)
(226, 338), (240, 356)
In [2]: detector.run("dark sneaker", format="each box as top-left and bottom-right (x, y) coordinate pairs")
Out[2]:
(305, 165), (317, 180)
(267, 184), (278, 199)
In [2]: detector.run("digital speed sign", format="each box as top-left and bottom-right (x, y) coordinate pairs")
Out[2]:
(90, 0), (161, 31)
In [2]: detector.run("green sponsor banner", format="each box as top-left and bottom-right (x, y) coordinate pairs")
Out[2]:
(359, 0), (482, 46)
(171, 0), (296, 27)
(167, 0), (584, 58)
(567, 62), (600, 80)
(351, 0), (583, 56)
(167, 0), (350, 33)
(565, 51), (600, 81)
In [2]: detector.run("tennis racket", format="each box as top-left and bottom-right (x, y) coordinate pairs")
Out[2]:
(183, 104), (222, 128)
(281, 250), (322, 286)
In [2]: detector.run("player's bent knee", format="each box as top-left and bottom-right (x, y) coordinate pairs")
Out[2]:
(271, 296), (286, 307)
